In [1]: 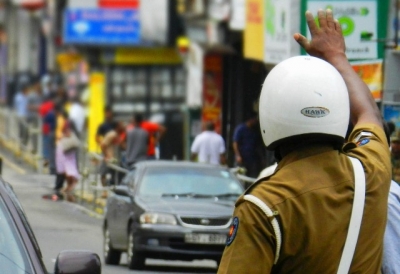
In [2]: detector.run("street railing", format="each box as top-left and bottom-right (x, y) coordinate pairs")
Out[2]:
(0, 106), (44, 172)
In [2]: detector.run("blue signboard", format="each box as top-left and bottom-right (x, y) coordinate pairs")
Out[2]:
(384, 104), (400, 131)
(63, 9), (141, 45)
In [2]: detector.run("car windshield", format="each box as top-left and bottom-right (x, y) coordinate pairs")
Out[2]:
(0, 195), (33, 274)
(138, 166), (243, 198)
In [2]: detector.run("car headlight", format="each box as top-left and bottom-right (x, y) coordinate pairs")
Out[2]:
(140, 213), (177, 225)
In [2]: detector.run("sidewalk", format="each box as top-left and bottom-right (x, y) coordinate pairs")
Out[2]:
(0, 145), (108, 216)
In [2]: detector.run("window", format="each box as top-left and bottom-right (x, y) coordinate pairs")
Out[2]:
(0, 196), (34, 274)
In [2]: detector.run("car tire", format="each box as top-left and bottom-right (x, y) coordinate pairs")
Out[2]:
(127, 227), (145, 270)
(104, 225), (121, 265)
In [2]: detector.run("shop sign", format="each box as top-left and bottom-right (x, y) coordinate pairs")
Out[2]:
(56, 52), (83, 73)
(230, 0), (246, 30)
(98, 0), (139, 8)
(264, 0), (292, 63)
(202, 54), (223, 134)
(102, 48), (181, 65)
(306, 0), (378, 59)
(384, 105), (400, 130)
(244, 0), (265, 61)
(186, 42), (204, 108)
(387, 0), (400, 49)
(351, 59), (383, 101)
(88, 72), (106, 153)
(208, 0), (230, 21)
(63, 8), (140, 45)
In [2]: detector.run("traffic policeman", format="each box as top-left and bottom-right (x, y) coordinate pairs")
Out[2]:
(218, 9), (391, 273)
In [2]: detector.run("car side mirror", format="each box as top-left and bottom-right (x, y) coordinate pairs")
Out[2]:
(113, 185), (132, 197)
(54, 250), (101, 274)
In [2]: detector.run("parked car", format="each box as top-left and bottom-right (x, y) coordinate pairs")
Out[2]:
(0, 178), (101, 274)
(103, 161), (244, 270)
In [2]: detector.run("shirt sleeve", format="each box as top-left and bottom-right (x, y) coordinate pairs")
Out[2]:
(382, 181), (400, 274)
(233, 125), (242, 143)
(96, 124), (104, 136)
(191, 136), (200, 154)
(218, 200), (276, 274)
(345, 123), (391, 176)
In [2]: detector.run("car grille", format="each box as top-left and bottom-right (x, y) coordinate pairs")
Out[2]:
(180, 217), (231, 227)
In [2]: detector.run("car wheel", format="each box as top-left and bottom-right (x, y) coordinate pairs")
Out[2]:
(127, 228), (145, 270)
(104, 225), (121, 265)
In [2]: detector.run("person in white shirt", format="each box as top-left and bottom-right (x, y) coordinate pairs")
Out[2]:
(68, 97), (86, 136)
(191, 122), (226, 165)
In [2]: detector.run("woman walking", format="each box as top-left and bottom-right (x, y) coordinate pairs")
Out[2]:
(56, 110), (80, 202)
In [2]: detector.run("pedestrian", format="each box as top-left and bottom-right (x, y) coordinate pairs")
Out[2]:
(95, 105), (114, 147)
(218, 9), (390, 273)
(125, 113), (149, 169)
(39, 93), (56, 172)
(382, 180), (400, 274)
(100, 120), (125, 188)
(53, 103), (67, 192)
(190, 121), (226, 165)
(232, 115), (265, 178)
(13, 81), (30, 146)
(380, 121), (400, 274)
(56, 110), (80, 202)
(391, 133), (400, 183)
(128, 116), (166, 160)
(95, 106), (115, 189)
(26, 77), (43, 153)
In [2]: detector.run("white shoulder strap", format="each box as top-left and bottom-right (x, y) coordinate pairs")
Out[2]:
(244, 194), (282, 264)
(337, 156), (366, 274)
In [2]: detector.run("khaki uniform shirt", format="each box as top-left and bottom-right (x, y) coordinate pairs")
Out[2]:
(218, 124), (391, 274)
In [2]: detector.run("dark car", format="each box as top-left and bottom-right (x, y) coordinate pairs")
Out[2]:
(0, 178), (101, 274)
(103, 161), (244, 270)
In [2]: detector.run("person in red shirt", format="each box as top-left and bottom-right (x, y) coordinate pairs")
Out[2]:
(38, 93), (56, 172)
(126, 114), (166, 159)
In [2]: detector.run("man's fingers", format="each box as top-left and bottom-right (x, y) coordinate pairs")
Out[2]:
(305, 11), (318, 36)
(293, 33), (310, 50)
(326, 9), (335, 28)
(317, 9), (327, 29)
(334, 19), (342, 33)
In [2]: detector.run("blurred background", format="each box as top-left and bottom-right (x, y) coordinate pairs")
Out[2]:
(0, 0), (399, 165)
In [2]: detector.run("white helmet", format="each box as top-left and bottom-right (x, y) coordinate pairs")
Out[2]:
(259, 56), (350, 150)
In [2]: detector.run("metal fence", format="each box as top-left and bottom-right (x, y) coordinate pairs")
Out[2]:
(0, 106), (44, 173)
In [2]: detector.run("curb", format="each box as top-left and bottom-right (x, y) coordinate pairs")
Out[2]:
(74, 190), (107, 215)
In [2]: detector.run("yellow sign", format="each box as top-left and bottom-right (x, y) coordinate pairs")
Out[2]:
(56, 52), (83, 73)
(88, 72), (106, 153)
(109, 48), (182, 65)
(351, 60), (383, 101)
(244, 0), (264, 61)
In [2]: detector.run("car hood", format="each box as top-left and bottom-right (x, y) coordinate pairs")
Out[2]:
(137, 197), (236, 217)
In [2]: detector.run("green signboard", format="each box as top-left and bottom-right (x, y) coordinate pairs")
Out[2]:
(301, 0), (389, 60)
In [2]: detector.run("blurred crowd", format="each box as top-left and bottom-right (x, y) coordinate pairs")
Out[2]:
(13, 72), (87, 201)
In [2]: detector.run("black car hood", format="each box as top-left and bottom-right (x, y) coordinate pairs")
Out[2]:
(137, 197), (236, 217)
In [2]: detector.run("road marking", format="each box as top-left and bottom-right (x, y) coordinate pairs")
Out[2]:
(0, 152), (27, 175)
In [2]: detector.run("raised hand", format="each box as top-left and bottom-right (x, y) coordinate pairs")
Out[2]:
(293, 9), (346, 63)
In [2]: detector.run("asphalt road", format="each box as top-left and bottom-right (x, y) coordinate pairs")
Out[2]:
(1, 155), (218, 274)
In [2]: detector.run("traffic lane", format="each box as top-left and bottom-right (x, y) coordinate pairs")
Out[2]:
(2, 166), (218, 273)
